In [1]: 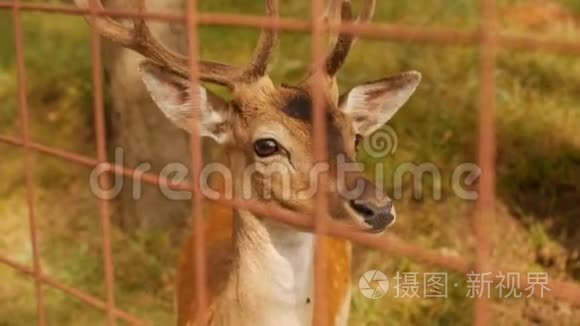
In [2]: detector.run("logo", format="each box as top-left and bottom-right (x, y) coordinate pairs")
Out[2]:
(362, 126), (398, 158)
(359, 270), (389, 299)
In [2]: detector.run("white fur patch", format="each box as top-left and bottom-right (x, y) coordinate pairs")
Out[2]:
(341, 71), (421, 135)
(141, 68), (230, 143)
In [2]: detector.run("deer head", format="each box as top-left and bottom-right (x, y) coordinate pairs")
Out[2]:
(76, 0), (421, 233)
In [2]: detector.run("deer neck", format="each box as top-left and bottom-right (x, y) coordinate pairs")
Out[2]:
(213, 154), (314, 326)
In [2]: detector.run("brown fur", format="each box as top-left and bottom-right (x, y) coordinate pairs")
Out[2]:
(176, 175), (352, 326)
(74, 1), (405, 324)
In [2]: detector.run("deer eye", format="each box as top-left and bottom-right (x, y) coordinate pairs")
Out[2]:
(354, 134), (363, 150)
(254, 138), (280, 157)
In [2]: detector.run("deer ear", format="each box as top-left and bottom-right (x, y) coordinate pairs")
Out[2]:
(139, 61), (232, 144)
(339, 71), (421, 136)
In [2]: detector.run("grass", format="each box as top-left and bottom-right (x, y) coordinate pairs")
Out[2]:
(1, 0), (580, 325)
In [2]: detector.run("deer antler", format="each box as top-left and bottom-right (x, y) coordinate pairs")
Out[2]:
(324, 0), (376, 77)
(74, 0), (278, 88)
(244, 0), (279, 79)
(325, 0), (354, 76)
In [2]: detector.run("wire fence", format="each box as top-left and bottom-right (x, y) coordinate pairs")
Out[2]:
(1, 0), (579, 325)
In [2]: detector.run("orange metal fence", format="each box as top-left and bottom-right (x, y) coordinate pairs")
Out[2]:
(1, 1), (579, 325)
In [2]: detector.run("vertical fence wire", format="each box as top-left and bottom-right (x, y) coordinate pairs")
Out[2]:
(474, 0), (497, 325)
(310, 0), (330, 324)
(185, 0), (209, 323)
(1, 1), (580, 325)
(88, 0), (117, 324)
(11, 1), (46, 325)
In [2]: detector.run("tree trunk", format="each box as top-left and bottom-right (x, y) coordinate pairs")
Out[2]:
(103, 0), (191, 238)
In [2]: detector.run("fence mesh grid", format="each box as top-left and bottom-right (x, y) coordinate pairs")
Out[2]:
(1, 0), (580, 325)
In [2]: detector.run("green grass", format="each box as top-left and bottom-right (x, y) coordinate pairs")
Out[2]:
(1, 0), (580, 325)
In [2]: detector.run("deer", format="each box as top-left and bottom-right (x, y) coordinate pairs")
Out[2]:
(74, 0), (421, 325)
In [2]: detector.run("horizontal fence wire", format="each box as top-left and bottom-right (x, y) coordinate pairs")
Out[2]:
(1, 1), (580, 325)
(1, 135), (580, 306)
(0, 256), (147, 325)
(2, 2), (580, 55)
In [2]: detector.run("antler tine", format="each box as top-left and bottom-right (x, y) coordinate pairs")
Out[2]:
(127, 0), (189, 75)
(74, 0), (134, 47)
(325, 1), (354, 76)
(325, 0), (343, 25)
(324, 0), (343, 47)
(74, 0), (242, 87)
(324, 0), (376, 77)
(357, 0), (376, 24)
(350, 0), (375, 48)
(241, 0), (279, 80)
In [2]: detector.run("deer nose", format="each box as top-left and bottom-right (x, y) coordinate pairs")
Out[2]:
(348, 199), (395, 231)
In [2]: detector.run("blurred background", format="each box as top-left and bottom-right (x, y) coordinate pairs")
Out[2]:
(0, 0), (579, 325)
